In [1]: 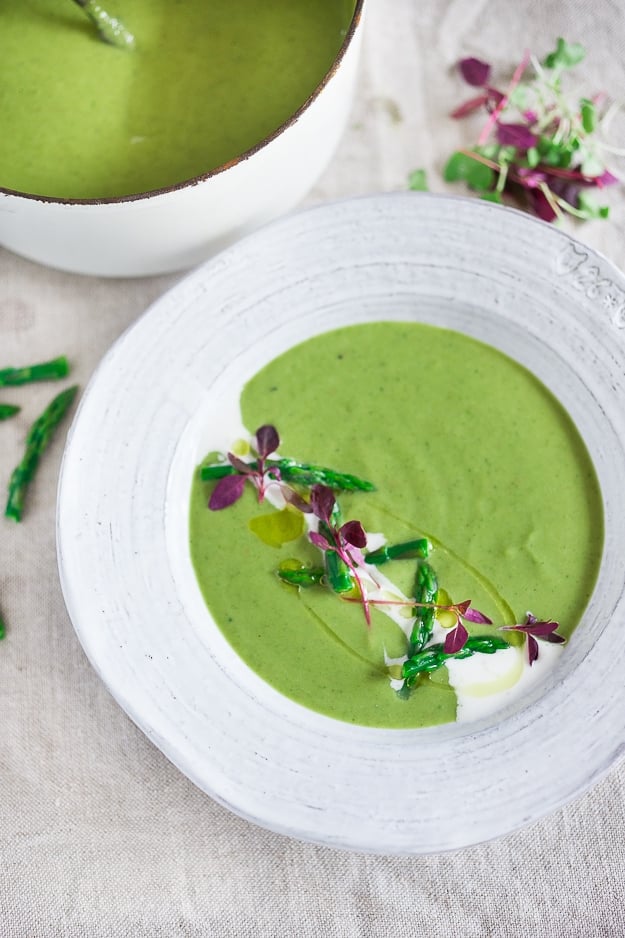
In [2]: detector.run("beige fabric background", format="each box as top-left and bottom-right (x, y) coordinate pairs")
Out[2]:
(1, 1), (624, 935)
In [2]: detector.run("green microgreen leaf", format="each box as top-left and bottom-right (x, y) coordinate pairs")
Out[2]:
(580, 98), (596, 133)
(480, 190), (503, 204)
(408, 169), (428, 191)
(576, 191), (610, 219)
(443, 151), (495, 190)
(543, 38), (586, 70)
(435, 39), (617, 225)
(476, 143), (500, 160)
(580, 153), (605, 177)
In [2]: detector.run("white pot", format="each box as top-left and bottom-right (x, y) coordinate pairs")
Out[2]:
(0, 2), (364, 278)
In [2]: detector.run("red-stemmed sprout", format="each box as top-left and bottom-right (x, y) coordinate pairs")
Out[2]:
(500, 613), (565, 665)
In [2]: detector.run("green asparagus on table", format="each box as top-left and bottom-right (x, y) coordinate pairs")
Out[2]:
(5, 385), (79, 522)
(0, 356), (69, 388)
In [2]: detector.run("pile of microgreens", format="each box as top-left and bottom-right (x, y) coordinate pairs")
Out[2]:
(202, 424), (566, 694)
(410, 37), (621, 223)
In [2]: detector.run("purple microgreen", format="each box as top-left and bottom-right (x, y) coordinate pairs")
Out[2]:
(516, 167), (548, 188)
(527, 634), (540, 665)
(208, 473), (247, 511)
(527, 187), (559, 222)
(477, 49), (530, 147)
(443, 151), (495, 190)
(227, 452), (255, 475)
(310, 484), (336, 524)
(496, 122), (538, 150)
(500, 614), (565, 665)
(340, 520), (367, 549)
(459, 56), (491, 87)
(309, 530), (332, 552)
(462, 605), (493, 624)
(281, 487), (312, 513)
(444, 622), (469, 655)
(596, 170), (619, 187)
(451, 93), (491, 119)
(255, 424), (280, 459)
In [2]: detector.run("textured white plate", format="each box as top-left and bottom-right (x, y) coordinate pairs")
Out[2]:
(57, 193), (625, 854)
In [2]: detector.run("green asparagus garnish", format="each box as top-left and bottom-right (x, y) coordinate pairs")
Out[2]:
(5, 385), (79, 522)
(365, 537), (430, 565)
(0, 404), (20, 421)
(409, 552), (440, 654)
(402, 635), (510, 686)
(201, 457), (374, 493)
(0, 356), (69, 388)
(277, 562), (325, 588)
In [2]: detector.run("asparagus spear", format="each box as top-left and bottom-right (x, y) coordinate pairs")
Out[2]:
(0, 356), (69, 388)
(201, 457), (375, 493)
(0, 404), (20, 421)
(5, 386), (79, 522)
(402, 635), (510, 686)
(71, 0), (135, 49)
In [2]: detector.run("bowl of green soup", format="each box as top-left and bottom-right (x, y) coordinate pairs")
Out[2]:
(0, 0), (363, 276)
(57, 193), (625, 853)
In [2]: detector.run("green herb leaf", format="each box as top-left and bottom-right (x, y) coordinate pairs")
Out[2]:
(543, 38), (585, 70)
(577, 191), (610, 219)
(408, 169), (429, 191)
(444, 151), (495, 190)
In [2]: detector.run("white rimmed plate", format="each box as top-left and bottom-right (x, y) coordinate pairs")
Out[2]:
(57, 193), (625, 854)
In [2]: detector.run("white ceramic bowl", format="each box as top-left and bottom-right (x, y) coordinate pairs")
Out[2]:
(0, 3), (364, 278)
(57, 193), (625, 854)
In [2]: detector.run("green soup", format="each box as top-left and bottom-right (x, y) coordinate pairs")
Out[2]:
(0, 0), (355, 199)
(189, 322), (603, 728)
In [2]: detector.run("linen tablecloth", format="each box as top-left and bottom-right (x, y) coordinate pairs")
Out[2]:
(1, 1), (624, 934)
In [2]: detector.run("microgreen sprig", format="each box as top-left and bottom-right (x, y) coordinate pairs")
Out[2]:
(415, 37), (621, 222)
(207, 424), (285, 510)
(501, 612), (565, 664)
